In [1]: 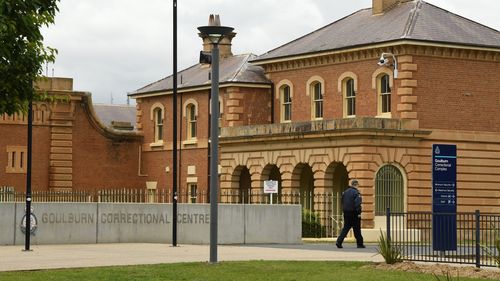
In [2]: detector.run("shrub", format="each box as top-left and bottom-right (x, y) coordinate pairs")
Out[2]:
(376, 230), (403, 264)
(302, 208), (326, 238)
(481, 227), (500, 267)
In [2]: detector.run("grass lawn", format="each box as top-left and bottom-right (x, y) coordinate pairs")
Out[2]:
(0, 261), (491, 281)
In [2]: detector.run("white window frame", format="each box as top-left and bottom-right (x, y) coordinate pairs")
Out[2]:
(186, 103), (197, 141)
(379, 74), (392, 116)
(188, 183), (198, 203)
(150, 103), (165, 146)
(344, 78), (356, 118)
(372, 68), (394, 118)
(281, 85), (292, 122)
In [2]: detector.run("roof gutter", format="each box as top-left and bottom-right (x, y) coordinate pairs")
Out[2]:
(129, 82), (272, 99)
(251, 39), (500, 66)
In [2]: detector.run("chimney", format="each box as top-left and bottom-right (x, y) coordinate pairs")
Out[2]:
(198, 14), (236, 58)
(372, 0), (412, 15)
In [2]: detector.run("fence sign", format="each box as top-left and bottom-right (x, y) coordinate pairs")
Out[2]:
(263, 181), (278, 194)
(432, 144), (457, 251)
(264, 180), (278, 205)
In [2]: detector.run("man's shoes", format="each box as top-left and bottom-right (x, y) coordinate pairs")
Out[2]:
(357, 245), (366, 248)
(336, 243), (343, 248)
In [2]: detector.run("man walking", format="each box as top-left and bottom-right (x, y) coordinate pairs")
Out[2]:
(336, 179), (365, 248)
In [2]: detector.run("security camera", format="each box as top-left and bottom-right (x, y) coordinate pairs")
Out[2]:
(377, 58), (388, 66)
(377, 53), (398, 79)
(378, 56), (389, 66)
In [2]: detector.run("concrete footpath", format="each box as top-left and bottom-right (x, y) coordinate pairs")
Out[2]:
(0, 243), (383, 272)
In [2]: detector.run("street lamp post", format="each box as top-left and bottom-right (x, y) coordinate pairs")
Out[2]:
(197, 15), (233, 264)
(24, 96), (33, 251)
(172, 0), (178, 248)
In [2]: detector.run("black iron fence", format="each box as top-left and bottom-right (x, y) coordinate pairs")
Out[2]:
(387, 208), (500, 268)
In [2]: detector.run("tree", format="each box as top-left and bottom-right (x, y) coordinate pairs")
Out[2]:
(0, 0), (59, 115)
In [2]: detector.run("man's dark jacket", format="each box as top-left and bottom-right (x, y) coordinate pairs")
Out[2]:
(342, 186), (362, 214)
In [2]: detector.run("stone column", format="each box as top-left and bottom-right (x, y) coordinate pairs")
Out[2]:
(250, 172), (264, 204)
(48, 97), (76, 191)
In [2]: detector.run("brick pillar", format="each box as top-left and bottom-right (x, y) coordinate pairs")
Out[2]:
(48, 98), (76, 191)
(313, 169), (335, 236)
(250, 172), (264, 204)
(226, 87), (244, 127)
(347, 162), (375, 229)
(135, 99), (143, 132)
(219, 162), (237, 203)
(397, 55), (419, 129)
(280, 171), (299, 204)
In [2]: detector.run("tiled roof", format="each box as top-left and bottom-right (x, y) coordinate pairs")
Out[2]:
(130, 54), (270, 95)
(93, 104), (136, 129)
(254, 0), (500, 63)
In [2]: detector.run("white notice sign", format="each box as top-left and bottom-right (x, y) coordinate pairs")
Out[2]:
(263, 180), (278, 194)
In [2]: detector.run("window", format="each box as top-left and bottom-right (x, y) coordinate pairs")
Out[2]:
(6, 146), (27, 174)
(344, 78), (356, 117)
(189, 184), (198, 203)
(187, 103), (197, 140)
(153, 107), (163, 142)
(375, 165), (404, 215)
(281, 85), (292, 122)
(311, 82), (323, 119)
(379, 74), (391, 115)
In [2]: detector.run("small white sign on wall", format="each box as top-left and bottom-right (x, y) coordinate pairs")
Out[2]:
(264, 180), (278, 204)
(263, 180), (278, 194)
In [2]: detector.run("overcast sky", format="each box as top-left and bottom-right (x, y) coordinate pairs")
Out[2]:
(41, 0), (500, 105)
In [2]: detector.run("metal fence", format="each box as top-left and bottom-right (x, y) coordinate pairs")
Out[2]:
(0, 186), (343, 238)
(387, 209), (500, 268)
(0, 186), (209, 203)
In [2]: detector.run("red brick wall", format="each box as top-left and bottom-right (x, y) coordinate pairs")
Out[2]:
(71, 105), (143, 190)
(414, 55), (500, 131)
(268, 60), (400, 122)
(141, 148), (209, 195)
(136, 86), (269, 196)
(137, 90), (213, 195)
(231, 87), (272, 125)
(0, 124), (51, 191)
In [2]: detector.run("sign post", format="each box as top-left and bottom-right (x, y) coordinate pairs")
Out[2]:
(264, 180), (278, 204)
(432, 144), (457, 251)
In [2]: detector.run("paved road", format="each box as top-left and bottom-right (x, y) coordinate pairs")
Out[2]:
(0, 243), (383, 272)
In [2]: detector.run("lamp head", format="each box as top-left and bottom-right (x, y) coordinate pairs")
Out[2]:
(378, 54), (389, 66)
(197, 14), (234, 45)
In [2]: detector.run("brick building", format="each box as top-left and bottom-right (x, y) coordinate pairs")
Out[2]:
(0, 78), (143, 191)
(219, 0), (500, 234)
(1, 0), (500, 233)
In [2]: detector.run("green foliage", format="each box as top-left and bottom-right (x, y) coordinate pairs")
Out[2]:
(377, 229), (403, 264)
(481, 227), (500, 267)
(302, 208), (326, 238)
(0, 0), (59, 115)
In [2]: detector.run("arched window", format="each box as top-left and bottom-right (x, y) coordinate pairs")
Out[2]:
(379, 74), (391, 115)
(375, 165), (404, 215)
(153, 107), (163, 142)
(187, 103), (197, 140)
(311, 81), (323, 120)
(280, 85), (292, 122)
(344, 78), (356, 117)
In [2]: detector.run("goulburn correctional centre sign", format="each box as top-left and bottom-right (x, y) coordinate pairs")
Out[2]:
(0, 203), (301, 245)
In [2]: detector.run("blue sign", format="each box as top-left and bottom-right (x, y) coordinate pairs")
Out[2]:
(432, 144), (457, 251)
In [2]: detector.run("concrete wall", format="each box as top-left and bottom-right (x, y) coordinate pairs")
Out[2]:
(0, 203), (300, 245)
(0, 203), (16, 245)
